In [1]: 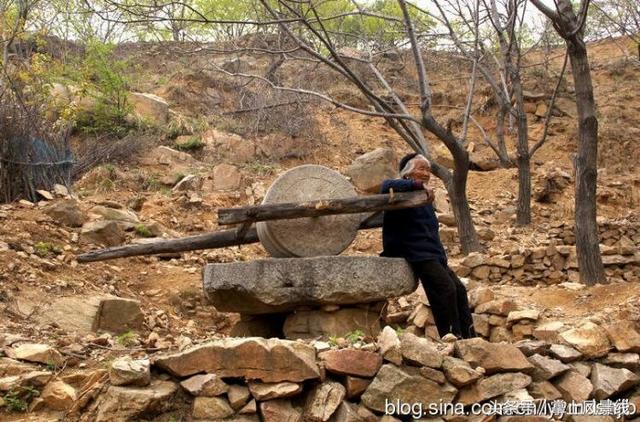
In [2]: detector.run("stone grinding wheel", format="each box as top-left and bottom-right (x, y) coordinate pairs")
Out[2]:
(256, 165), (362, 257)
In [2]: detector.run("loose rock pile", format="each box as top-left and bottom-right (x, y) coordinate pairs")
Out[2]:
(6, 324), (639, 420)
(452, 219), (640, 285)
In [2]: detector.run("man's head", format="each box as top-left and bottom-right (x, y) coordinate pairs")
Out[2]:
(399, 153), (431, 184)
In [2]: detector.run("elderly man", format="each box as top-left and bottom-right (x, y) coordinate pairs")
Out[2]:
(380, 153), (476, 340)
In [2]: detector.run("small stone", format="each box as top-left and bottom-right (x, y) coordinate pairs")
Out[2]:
(304, 381), (345, 421)
(7, 343), (64, 367)
(180, 373), (229, 397)
(468, 288), (494, 309)
(457, 372), (531, 405)
(515, 339), (550, 356)
(248, 381), (302, 400)
(377, 326), (402, 365)
(192, 396), (234, 419)
(361, 364), (457, 413)
(533, 321), (565, 342)
(603, 321), (640, 353)
(239, 399), (257, 414)
(94, 297), (144, 334)
(400, 333), (443, 368)
(320, 349), (382, 378)
(559, 321), (611, 358)
(554, 370), (593, 402)
(344, 376), (371, 399)
(442, 356), (482, 388)
(455, 337), (534, 375)
(590, 363), (640, 400)
(549, 344), (583, 362)
(527, 354), (570, 381)
(474, 299), (518, 316)
(39, 380), (76, 411)
(419, 366), (446, 384)
(507, 310), (540, 326)
(109, 357), (150, 386)
(462, 253), (485, 268)
(528, 381), (562, 400)
(228, 384), (251, 410)
(260, 399), (303, 422)
(602, 352), (640, 371)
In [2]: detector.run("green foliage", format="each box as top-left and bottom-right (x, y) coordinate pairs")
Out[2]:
(328, 335), (339, 346)
(74, 39), (133, 135)
(244, 160), (277, 176)
(174, 136), (204, 151)
(345, 329), (365, 343)
(393, 326), (405, 337)
(2, 386), (40, 412)
(134, 224), (154, 238)
(143, 176), (163, 191)
(34, 241), (61, 257)
(46, 360), (60, 372)
(116, 330), (137, 347)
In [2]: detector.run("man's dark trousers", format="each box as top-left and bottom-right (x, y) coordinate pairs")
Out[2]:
(410, 260), (477, 339)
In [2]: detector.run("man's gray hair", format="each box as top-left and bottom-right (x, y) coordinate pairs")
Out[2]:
(399, 154), (431, 178)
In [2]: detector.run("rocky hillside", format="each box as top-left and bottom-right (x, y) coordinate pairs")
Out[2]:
(0, 37), (639, 421)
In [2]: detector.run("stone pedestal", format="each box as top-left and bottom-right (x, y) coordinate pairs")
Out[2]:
(203, 256), (417, 340)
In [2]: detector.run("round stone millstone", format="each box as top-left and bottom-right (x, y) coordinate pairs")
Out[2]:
(256, 165), (362, 257)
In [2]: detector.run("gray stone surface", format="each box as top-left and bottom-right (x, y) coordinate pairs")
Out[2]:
(203, 256), (417, 314)
(256, 165), (362, 257)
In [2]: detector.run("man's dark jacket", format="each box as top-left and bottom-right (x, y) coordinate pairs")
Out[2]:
(379, 179), (448, 265)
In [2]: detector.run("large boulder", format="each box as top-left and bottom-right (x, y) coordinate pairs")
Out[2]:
(44, 199), (87, 227)
(203, 129), (256, 163)
(344, 148), (397, 193)
(361, 364), (457, 413)
(153, 337), (320, 383)
(129, 92), (170, 125)
(203, 256), (416, 314)
(213, 163), (242, 191)
(80, 220), (126, 246)
(283, 308), (381, 340)
(454, 338), (534, 375)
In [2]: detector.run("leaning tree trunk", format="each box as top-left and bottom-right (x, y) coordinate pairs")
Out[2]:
(446, 155), (482, 255)
(568, 41), (606, 285)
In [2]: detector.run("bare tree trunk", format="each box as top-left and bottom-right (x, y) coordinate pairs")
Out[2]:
(569, 41), (606, 285)
(495, 104), (511, 166)
(512, 71), (531, 225)
(447, 169), (481, 255)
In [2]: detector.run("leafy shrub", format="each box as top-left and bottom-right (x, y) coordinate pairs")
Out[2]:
(134, 224), (154, 238)
(2, 386), (39, 412)
(73, 39), (134, 135)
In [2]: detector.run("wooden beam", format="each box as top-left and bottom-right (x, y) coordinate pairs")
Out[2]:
(217, 191), (430, 225)
(76, 213), (384, 263)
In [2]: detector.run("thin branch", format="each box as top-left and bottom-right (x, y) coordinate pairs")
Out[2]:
(529, 47), (569, 156)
